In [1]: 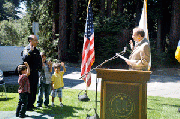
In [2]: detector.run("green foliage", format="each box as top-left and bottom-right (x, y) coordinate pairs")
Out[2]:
(95, 13), (134, 33)
(0, 0), (20, 20)
(94, 14), (135, 63)
(38, 38), (58, 60)
(67, 49), (79, 63)
(0, 0), (177, 67)
(0, 15), (30, 46)
(34, 0), (56, 59)
(1, 91), (180, 118)
(0, 89), (101, 119)
(0, 20), (18, 46)
(147, 96), (180, 119)
(150, 38), (180, 69)
(151, 46), (167, 68)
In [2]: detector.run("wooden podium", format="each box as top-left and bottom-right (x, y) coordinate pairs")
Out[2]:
(95, 68), (151, 119)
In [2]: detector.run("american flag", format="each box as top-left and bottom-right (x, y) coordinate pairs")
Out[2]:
(81, 0), (95, 87)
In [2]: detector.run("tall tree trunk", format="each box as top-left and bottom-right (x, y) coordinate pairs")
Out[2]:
(100, 0), (105, 19)
(168, 0), (180, 65)
(70, 0), (78, 52)
(161, 0), (171, 52)
(100, 0), (105, 23)
(157, 19), (162, 54)
(66, 0), (71, 49)
(117, 0), (124, 49)
(117, 0), (123, 14)
(169, 0), (180, 50)
(107, 0), (111, 17)
(157, 0), (163, 54)
(52, 0), (59, 40)
(58, 0), (67, 61)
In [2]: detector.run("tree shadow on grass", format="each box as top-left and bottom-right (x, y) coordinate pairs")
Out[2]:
(147, 98), (161, 102)
(35, 105), (84, 118)
(0, 84), (19, 93)
(63, 78), (84, 88)
(149, 75), (180, 83)
(147, 107), (162, 112)
(147, 108), (156, 110)
(0, 97), (14, 101)
(161, 104), (180, 108)
(26, 114), (50, 119)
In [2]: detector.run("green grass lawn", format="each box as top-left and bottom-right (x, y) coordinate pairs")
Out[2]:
(1, 89), (180, 119)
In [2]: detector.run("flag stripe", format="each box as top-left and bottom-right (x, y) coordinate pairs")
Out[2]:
(90, 34), (95, 65)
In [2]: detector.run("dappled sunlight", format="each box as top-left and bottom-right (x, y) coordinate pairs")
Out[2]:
(64, 72), (81, 80)
(64, 72), (96, 80)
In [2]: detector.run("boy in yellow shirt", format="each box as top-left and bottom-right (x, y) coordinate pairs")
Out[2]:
(51, 62), (66, 107)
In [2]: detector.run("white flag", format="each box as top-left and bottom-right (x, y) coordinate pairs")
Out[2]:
(139, 0), (151, 70)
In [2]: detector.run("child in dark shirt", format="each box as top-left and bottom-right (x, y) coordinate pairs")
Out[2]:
(16, 62), (30, 118)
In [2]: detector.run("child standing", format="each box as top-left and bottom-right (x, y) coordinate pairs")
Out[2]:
(37, 52), (52, 108)
(16, 62), (30, 118)
(51, 62), (66, 107)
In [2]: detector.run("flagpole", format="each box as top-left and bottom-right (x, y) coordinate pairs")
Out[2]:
(81, 0), (94, 95)
(85, 86), (88, 94)
(85, 0), (91, 95)
(86, 74), (87, 94)
(87, 0), (91, 12)
(88, 0), (91, 6)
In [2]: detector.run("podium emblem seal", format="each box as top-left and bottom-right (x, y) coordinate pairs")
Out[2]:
(109, 93), (135, 118)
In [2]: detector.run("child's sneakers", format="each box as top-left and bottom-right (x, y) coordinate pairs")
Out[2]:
(45, 105), (49, 108)
(51, 103), (54, 107)
(51, 102), (63, 107)
(60, 103), (63, 107)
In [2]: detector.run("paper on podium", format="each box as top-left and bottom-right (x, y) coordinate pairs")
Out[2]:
(116, 53), (128, 61)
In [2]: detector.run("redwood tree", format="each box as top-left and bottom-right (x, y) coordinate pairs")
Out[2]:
(70, 0), (78, 52)
(107, 0), (112, 17)
(58, 0), (67, 61)
(169, 0), (180, 50)
(117, 0), (123, 14)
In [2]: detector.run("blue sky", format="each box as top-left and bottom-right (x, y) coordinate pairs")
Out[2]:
(16, 1), (27, 18)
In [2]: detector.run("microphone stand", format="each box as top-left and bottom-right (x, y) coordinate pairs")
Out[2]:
(80, 47), (127, 80)
(80, 47), (127, 119)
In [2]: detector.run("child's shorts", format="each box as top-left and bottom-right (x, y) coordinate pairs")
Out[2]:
(51, 87), (63, 98)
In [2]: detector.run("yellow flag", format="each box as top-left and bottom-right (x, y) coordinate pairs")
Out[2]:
(175, 40), (180, 62)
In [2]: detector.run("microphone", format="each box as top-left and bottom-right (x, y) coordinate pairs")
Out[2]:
(115, 46), (127, 59)
(120, 46), (127, 54)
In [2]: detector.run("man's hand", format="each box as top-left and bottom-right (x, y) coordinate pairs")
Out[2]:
(48, 60), (52, 66)
(125, 60), (132, 66)
(129, 40), (134, 50)
(130, 40), (133, 45)
(61, 62), (64, 67)
(61, 62), (66, 72)
(30, 42), (34, 51)
(24, 62), (30, 76)
(24, 62), (29, 67)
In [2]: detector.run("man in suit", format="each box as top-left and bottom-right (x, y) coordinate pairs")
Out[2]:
(22, 35), (42, 110)
(125, 27), (150, 71)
